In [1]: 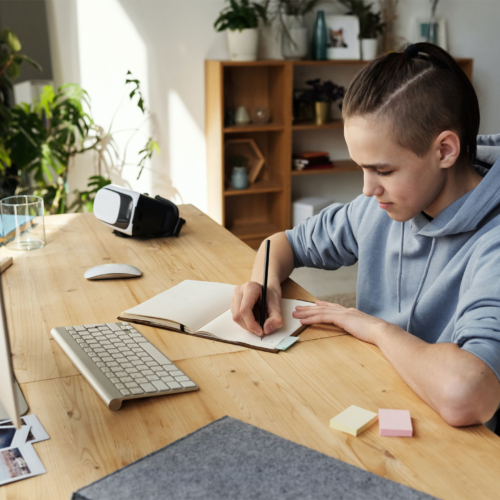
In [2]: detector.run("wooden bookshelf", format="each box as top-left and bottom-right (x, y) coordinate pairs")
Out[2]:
(206, 58), (473, 248)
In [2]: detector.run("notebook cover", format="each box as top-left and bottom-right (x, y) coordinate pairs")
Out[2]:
(116, 317), (307, 353)
(72, 416), (438, 500)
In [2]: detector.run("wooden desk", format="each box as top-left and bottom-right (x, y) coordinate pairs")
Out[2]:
(1, 206), (500, 500)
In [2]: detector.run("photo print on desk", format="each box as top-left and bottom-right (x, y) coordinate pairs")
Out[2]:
(0, 426), (30, 449)
(0, 414), (49, 444)
(0, 443), (46, 486)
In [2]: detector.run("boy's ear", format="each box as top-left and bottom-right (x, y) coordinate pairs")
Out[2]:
(435, 130), (461, 169)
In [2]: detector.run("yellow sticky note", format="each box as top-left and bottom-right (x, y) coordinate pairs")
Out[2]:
(330, 405), (378, 436)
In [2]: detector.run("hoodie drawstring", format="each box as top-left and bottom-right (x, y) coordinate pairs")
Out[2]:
(397, 222), (405, 313)
(406, 237), (436, 333)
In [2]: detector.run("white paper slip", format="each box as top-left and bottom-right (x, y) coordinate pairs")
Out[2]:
(0, 414), (49, 444)
(0, 443), (46, 486)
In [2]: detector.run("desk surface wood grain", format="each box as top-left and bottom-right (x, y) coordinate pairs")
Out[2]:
(1, 207), (499, 500)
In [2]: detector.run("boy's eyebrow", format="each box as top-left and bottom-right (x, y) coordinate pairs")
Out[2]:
(353, 162), (393, 169)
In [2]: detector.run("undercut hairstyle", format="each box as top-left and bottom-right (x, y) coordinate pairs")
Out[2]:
(342, 43), (480, 164)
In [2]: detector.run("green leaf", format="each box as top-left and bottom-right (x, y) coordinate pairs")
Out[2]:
(6, 62), (20, 79)
(13, 53), (42, 72)
(35, 85), (56, 119)
(2, 29), (21, 52)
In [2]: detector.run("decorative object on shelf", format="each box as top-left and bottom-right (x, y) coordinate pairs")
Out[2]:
(425, 0), (440, 45)
(224, 108), (236, 127)
(264, 0), (326, 60)
(231, 165), (249, 190)
(293, 89), (315, 123)
(251, 106), (270, 124)
(235, 105), (251, 125)
(337, 0), (384, 60)
(414, 17), (447, 50)
(225, 138), (265, 185)
(293, 151), (333, 171)
(214, 0), (267, 61)
(302, 78), (346, 125)
(379, 0), (399, 53)
(325, 15), (361, 59)
(258, 2), (284, 60)
(312, 10), (328, 61)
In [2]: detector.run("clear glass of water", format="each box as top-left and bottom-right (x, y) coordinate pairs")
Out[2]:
(0, 196), (46, 250)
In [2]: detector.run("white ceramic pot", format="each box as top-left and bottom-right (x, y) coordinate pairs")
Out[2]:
(361, 38), (378, 61)
(227, 28), (259, 61)
(282, 15), (308, 60)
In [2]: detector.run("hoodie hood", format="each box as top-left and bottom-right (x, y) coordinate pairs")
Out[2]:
(411, 134), (500, 238)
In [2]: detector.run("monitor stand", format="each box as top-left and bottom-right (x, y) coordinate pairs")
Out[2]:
(0, 379), (29, 421)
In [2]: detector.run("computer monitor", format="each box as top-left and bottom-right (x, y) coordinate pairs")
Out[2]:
(0, 274), (22, 429)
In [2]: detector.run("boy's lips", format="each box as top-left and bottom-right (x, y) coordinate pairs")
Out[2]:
(378, 201), (393, 209)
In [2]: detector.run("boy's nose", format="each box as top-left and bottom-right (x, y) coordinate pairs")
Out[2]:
(362, 172), (384, 198)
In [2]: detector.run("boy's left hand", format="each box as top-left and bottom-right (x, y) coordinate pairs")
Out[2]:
(292, 300), (388, 345)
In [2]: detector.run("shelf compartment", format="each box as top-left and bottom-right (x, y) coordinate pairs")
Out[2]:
(225, 179), (283, 196)
(293, 121), (343, 131)
(291, 160), (359, 175)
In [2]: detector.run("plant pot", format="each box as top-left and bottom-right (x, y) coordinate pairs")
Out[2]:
(227, 28), (259, 61)
(282, 15), (308, 60)
(315, 102), (330, 125)
(361, 38), (378, 61)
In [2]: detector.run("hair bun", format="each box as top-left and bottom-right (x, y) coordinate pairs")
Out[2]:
(404, 44), (419, 58)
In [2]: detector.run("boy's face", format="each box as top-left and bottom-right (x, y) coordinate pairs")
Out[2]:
(344, 116), (446, 222)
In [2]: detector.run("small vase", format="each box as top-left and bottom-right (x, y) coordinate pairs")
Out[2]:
(282, 15), (308, 60)
(312, 11), (328, 61)
(231, 167), (248, 190)
(361, 39), (378, 61)
(235, 106), (251, 125)
(258, 22), (283, 60)
(227, 28), (259, 61)
(315, 102), (330, 125)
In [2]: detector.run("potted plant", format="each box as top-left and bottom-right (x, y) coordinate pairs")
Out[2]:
(214, 0), (267, 61)
(305, 78), (346, 124)
(337, 0), (385, 60)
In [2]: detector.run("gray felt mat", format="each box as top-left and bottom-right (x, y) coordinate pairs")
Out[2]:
(72, 416), (438, 500)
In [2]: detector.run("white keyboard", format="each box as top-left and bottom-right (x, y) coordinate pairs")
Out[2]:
(50, 322), (199, 410)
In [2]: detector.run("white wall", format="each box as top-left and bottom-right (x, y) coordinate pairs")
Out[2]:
(46, 0), (500, 213)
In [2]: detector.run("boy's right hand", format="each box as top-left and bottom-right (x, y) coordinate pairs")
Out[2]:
(231, 281), (284, 337)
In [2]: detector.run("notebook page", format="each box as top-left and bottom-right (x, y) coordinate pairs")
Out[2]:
(199, 299), (311, 349)
(122, 280), (236, 332)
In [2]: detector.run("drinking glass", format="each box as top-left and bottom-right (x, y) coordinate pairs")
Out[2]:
(0, 196), (46, 250)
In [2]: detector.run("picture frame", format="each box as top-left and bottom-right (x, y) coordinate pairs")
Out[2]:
(414, 18), (447, 50)
(325, 15), (361, 60)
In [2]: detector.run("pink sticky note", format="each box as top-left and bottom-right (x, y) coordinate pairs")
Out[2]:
(379, 409), (413, 437)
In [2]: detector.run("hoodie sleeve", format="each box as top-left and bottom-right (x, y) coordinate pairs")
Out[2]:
(453, 236), (500, 381)
(285, 194), (371, 270)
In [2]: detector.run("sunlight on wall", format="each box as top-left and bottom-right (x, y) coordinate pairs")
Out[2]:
(168, 90), (207, 210)
(76, 0), (152, 194)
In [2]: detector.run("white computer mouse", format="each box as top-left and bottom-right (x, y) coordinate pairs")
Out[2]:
(84, 263), (142, 280)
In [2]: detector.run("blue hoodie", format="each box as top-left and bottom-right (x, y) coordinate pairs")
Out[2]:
(286, 134), (500, 430)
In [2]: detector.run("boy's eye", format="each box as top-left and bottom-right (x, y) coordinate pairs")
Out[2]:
(376, 170), (392, 177)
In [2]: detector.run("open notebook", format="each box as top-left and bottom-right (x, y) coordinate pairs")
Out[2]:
(118, 280), (312, 352)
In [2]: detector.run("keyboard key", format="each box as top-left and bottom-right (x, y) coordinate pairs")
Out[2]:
(146, 375), (159, 382)
(102, 356), (114, 362)
(125, 367), (138, 374)
(110, 377), (120, 384)
(74, 326), (85, 331)
(118, 346), (129, 351)
(107, 361), (119, 367)
(108, 348), (119, 354)
(120, 389), (131, 396)
(136, 364), (149, 371)
(115, 383), (125, 389)
(121, 321), (129, 325)
(146, 361), (158, 367)
(76, 339), (85, 344)
(135, 337), (148, 343)
(96, 362), (106, 368)
(152, 367), (164, 372)
(82, 335), (93, 340)
(120, 376), (133, 383)
(122, 350), (134, 356)
(141, 370), (154, 376)
(137, 352), (149, 358)
(167, 382), (182, 390)
(107, 323), (121, 331)
(84, 348), (93, 353)
(170, 370), (183, 377)
(88, 328), (99, 333)
(102, 367), (111, 373)
(127, 356), (140, 361)
(152, 380), (169, 391)
(105, 372), (114, 379)
(114, 371), (128, 378)
(130, 387), (144, 395)
(129, 333), (142, 338)
(180, 381), (196, 388)
(161, 376), (174, 383)
(130, 373), (143, 379)
(131, 360), (143, 366)
(136, 377), (148, 384)
(95, 335), (106, 341)
(175, 376), (190, 382)
(120, 362), (133, 368)
(125, 381), (138, 388)
(123, 339), (136, 345)
(156, 371), (168, 377)
(140, 383), (157, 393)
(94, 348), (106, 353)
(142, 356), (154, 362)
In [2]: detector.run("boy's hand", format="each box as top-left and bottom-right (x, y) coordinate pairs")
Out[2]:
(231, 282), (284, 336)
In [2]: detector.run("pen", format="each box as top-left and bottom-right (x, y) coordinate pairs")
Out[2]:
(260, 240), (270, 341)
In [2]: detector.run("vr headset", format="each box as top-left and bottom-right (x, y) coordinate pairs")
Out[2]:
(93, 185), (185, 238)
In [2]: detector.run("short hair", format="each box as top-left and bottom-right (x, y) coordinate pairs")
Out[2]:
(342, 43), (480, 164)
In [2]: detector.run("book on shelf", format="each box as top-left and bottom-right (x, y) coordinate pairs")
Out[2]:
(293, 151), (333, 171)
(119, 280), (312, 352)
